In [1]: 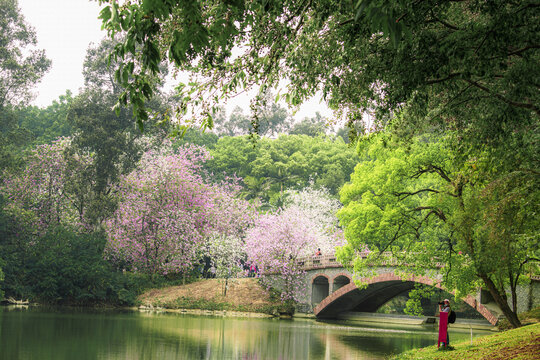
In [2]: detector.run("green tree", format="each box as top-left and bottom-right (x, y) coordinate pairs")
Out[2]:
(0, 0), (51, 108)
(337, 133), (539, 328)
(206, 134), (359, 204)
(0, 0), (51, 171)
(172, 127), (219, 149)
(290, 113), (327, 137)
(67, 39), (169, 226)
(0, 202), (5, 301)
(250, 90), (292, 137)
(212, 106), (250, 137)
(16, 91), (74, 145)
(212, 91), (292, 137)
(0, 1), (51, 288)
(98, 0), (538, 143)
(0, 263), (4, 301)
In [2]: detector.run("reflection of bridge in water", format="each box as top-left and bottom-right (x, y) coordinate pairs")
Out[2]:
(295, 253), (540, 326)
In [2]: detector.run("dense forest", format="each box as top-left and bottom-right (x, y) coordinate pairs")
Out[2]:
(1, 0), (538, 330)
(0, 1), (356, 306)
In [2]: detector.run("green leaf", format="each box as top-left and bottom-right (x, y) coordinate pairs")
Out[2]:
(99, 6), (112, 23)
(355, 0), (371, 21)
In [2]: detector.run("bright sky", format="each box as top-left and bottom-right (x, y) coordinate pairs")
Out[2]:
(17, 0), (332, 120)
(18, 0), (105, 107)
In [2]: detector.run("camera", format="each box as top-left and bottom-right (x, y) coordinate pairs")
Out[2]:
(438, 301), (444, 305)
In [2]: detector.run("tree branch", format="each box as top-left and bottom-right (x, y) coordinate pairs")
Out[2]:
(338, 18), (355, 27)
(462, 78), (540, 116)
(428, 11), (460, 31)
(393, 188), (440, 200)
(507, 44), (540, 57)
(411, 206), (447, 222)
(378, 221), (405, 257)
(425, 72), (461, 85)
(412, 164), (452, 183)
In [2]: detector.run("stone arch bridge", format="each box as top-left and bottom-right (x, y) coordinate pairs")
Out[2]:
(294, 254), (540, 326)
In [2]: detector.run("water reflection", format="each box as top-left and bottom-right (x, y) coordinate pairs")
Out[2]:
(0, 307), (490, 360)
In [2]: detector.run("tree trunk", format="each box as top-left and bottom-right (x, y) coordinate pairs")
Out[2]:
(479, 274), (522, 328)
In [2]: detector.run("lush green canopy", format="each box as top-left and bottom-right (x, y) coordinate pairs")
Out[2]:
(99, 0), (538, 142)
(0, 0), (51, 172)
(203, 134), (359, 203)
(337, 133), (539, 328)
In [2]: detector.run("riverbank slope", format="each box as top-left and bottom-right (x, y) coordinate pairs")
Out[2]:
(392, 323), (540, 359)
(138, 278), (285, 314)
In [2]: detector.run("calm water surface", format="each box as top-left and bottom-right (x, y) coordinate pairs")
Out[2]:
(0, 307), (490, 359)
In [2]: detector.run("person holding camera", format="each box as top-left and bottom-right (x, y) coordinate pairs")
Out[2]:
(438, 299), (451, 346)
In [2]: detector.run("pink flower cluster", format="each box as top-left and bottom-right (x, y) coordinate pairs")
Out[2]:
(245, 207), (317, 302)
(1, 138), (93, 234)
(105, 143), (255, 275)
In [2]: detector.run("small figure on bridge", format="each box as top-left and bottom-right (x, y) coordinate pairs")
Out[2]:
(314, 248), (322, 256)
(437, 299), (451, 348)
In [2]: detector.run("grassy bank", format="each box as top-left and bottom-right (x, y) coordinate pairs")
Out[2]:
(496, 306), (540, 330)
(392, 323), (540, 360)
(152, 296), (289, 315)
(138, 278), (291, 315)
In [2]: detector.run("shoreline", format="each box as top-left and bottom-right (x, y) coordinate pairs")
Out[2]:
(137, 304), (275, 318)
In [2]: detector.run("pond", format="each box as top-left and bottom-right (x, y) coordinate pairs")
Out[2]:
(0, 307), (491, 359)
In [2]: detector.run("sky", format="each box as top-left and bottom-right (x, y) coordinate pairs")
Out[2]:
(18, 0), (105, 107)
(17, 0), (332, 120)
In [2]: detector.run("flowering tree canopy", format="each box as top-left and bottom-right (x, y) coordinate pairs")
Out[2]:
(284, 186), (345, 256)
(105, 143), (254, 275)
(1, 138), (94, 234)
(245, 186), (345, 301)
(202, 234), (246, 279)
(245, 206), (316, 302)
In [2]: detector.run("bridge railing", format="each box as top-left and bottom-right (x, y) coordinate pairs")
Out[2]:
(296, 251), (411, 270)
(297, 253), (540, 273)
(297, 254), (341, 270)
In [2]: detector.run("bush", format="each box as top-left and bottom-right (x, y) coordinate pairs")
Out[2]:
(0, 261), (4, 302)
(0, 226), (176, 306)
(25, 227), (117, 304)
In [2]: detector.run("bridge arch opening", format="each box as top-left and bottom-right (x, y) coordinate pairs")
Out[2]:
(312, 275), (330, 305)
(332, 275), (351, 293)
(314, 273), (500, 325)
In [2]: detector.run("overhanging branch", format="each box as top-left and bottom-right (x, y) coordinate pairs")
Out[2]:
(411, 206), (447, 221)
(412, 164), (452, 183)
(463, 78), (540, 116)
(393, 188), (440, 200)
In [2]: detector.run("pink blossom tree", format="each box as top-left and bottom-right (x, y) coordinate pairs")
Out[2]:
(105, 143), (254, 275)
(284, 186), (346, 256)
(245, 206), (316, 302)
(245, 186), (345, 302)
(1, 138), (94, 234)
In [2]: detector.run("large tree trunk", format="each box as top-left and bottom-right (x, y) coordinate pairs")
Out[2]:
(479, 274), (522, 328)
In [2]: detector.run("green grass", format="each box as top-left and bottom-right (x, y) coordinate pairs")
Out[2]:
(497, 306), (540, 330)
(391, 323), (540, 359)
(152, 296), (294, 315)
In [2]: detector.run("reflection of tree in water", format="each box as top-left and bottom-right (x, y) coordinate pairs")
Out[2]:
(376, 288), (486, 319)
(1, 309), (491, 359)
(134, 315), (329, 359)
(133, 314), (444, 359)
(0, 307), (146, 360)
(321, 331), (434, 359)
